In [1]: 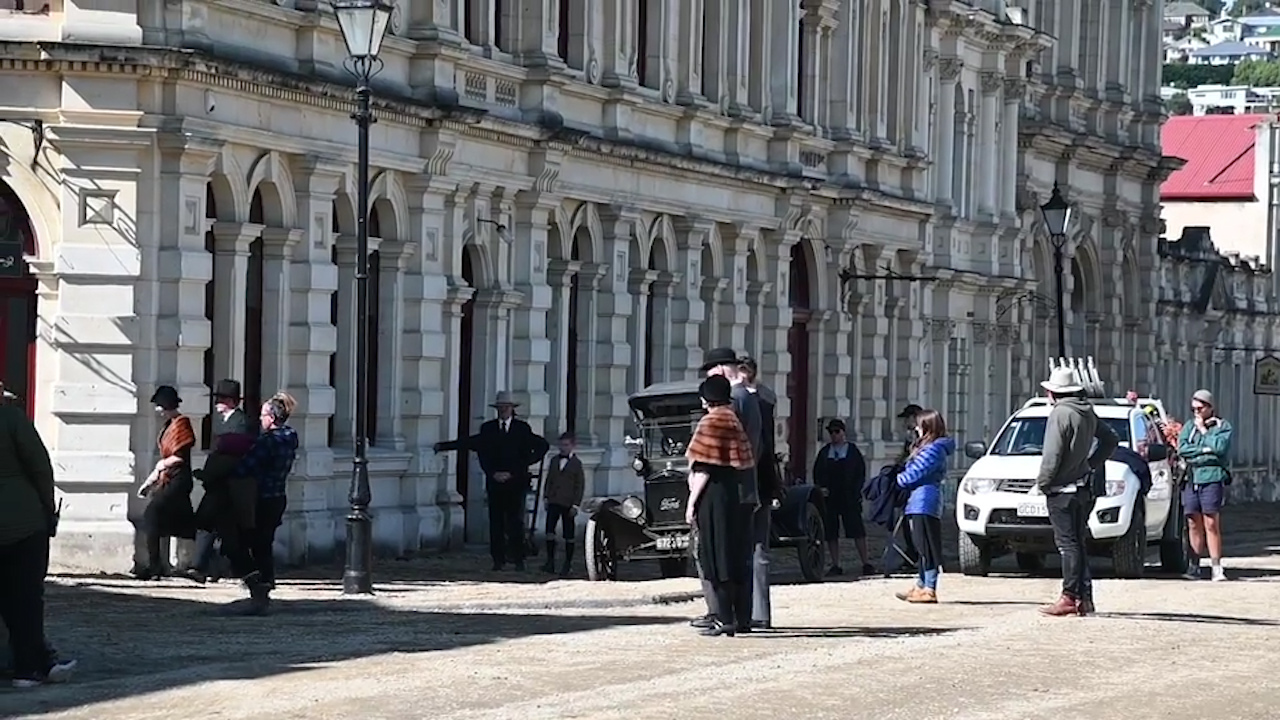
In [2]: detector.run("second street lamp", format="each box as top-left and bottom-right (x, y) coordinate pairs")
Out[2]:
(1039, 182), (1072, 361)
(332, 0), (393, 596)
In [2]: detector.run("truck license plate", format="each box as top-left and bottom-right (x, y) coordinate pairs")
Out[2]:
(656, 535), (689, 551)
(1016, 502), (1049, 518)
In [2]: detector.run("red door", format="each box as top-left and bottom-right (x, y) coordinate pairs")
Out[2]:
(787, 313), (810, 482)
(0, 183), (37, 417)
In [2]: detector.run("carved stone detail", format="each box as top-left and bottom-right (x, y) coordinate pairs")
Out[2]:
(939, 58), (964, 82)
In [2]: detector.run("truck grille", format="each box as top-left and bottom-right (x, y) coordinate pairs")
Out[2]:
(998, 479), (1036, 494)
(644, 476), (689, 527)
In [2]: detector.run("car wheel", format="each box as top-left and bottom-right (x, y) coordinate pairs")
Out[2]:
(1160, 490), (1188, 572)
(658, 556), (689, 579)
(584, 517), (618, 582)
(1112, 504), (1147, 579)
(958, 533), (991, 576)
(797, 503), (827, 583)
(1015, 552), (1044, 572)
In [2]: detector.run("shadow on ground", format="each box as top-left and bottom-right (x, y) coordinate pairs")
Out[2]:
(0, 582), (683, 717)
(760, 625), (968, 640)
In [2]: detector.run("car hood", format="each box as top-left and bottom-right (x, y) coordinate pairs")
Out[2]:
(966, 455), (1130, 481)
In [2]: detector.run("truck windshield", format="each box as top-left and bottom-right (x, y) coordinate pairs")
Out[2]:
(989, 417), (1131, 456)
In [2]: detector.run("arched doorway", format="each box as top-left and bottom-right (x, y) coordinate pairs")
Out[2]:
(0, 181), (38, 417)
(456, 250), (478, 504)
(787, 242), (812, 482)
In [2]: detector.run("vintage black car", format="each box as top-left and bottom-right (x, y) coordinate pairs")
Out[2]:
(583, 380), (829, 582)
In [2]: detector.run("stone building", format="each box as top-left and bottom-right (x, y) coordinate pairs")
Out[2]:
(0, 0), (1180, 570)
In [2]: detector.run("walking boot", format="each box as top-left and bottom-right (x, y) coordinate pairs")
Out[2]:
(1077, 597), (1096, 616)
(895, 585), (925, 602)
(219, 571), (271, 616)
(559, 542), (575, 578)
(541, 541), (557, 574)
(1039, 594), (1079, 617)
(907, 588), (938, 604)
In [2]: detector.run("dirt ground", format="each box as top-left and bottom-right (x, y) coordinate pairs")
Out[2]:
(2, 504), (1278, 720)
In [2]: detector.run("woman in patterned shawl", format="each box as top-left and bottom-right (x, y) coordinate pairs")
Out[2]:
(685, 375), (755, 637)
(133, 385), (198, 580)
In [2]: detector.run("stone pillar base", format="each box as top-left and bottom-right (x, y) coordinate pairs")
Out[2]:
(48, 520), (137, 575)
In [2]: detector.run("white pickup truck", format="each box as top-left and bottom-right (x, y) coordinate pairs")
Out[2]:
(954, 396), (1185, 578)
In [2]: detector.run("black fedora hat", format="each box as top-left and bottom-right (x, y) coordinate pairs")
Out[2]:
(699, 346), (740, 373)
(213, 379), (242, 400)
(699, 376), (733, 405)
(150, 385), (182, 410)
(897, 403), (923, 419)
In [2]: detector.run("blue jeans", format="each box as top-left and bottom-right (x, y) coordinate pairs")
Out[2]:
(192, 531), (219, 573)
(908, 514), (943, 590)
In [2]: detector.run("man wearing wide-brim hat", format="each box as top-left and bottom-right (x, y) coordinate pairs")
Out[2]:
(1034, 366), (1119, 618)
(435, 391), (549, 571)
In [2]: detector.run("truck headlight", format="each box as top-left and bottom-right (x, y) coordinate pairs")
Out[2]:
(1105, 478), (1127, 497)
(620, 495), (645, 520)
(631, 456), (647, 474)
(961, 477), (998, 494)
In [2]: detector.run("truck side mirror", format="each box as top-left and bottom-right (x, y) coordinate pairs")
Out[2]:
(963, 441), (987, 460)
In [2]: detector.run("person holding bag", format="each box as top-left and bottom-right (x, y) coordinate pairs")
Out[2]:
(0, 384), (77, 688)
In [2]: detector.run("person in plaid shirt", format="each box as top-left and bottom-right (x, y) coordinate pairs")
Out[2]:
(223, 392), (298, 616)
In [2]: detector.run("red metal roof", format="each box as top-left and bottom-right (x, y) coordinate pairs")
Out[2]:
(1161, 114), (1264, 201)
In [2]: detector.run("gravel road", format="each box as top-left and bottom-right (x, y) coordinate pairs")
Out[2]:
(2, 504), (1277, 720)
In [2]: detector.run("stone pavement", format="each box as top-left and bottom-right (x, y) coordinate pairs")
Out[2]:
(2, 504), (1279, 720)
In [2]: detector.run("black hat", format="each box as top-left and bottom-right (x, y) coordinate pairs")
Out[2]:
(700, 347), (740, 372)
(897, 403), (923, 419)
(826, 418), (846, 432)
(213, 379), (242, 400)
(699, 376), (733, 406)
(150, 385), (182, 410)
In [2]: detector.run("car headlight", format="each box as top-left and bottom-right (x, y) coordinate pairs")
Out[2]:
(961, 477), (998, 494)
(1105, 478), (1127, 497)
(631, 456), (647, 473)
(620, 495), (645, 520)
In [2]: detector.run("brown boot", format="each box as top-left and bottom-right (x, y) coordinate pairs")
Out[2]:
(895, 585), (924, 602)
(1077, 597), (1095, 616)
(907, 588), (938, 604)
(1039, 594), (1079, 617)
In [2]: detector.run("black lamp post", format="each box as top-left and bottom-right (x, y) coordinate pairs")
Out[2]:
(1039, 182), (1072, 360)
(333, 0), (392, 596)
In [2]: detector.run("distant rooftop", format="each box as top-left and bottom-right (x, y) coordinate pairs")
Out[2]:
(1191, 40), (1274, 56)
(1162, 114), (1265, 201)
(1165, 1), (1211, 16)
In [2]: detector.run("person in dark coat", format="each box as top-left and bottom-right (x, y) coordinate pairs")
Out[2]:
(812, 419), (874, 577)
(685, 376), (756, 637)
(190, 430), (257, 583)
(881, 403), (922, 573)
(0, 390), (77, 688)
(738, 356), (780, 629)
(541, 432), (585, 577)
(183, 378), (248, 584)
(134, 386), (198, 581)
(435, 391), (550, 571)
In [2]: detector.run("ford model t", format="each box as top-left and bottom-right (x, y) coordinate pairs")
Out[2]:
(582, 380), (829, 583)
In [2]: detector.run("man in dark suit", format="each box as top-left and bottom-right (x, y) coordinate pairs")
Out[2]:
(436, 391), (549, 571)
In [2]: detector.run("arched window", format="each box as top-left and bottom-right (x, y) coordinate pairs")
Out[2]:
(202, 185), (217, 449)
(244, 190), (266, 419)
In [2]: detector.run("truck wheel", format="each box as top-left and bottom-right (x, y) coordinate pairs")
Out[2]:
(1015, 552), (1044, 572)
(1112, 504), (1147, 579)
(797, 503), (827, 583)
(958, 533), (991, 576)
(584, 518), (618, 581)
(658, 556), (689, 579)
(1160, 492), (1188, 572)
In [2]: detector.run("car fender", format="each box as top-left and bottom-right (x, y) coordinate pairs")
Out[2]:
(586, 499), (664, 551)
(774, 484), (825, 537)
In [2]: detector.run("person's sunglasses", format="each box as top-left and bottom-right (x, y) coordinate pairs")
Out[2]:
(1191, 403), (1208, 411)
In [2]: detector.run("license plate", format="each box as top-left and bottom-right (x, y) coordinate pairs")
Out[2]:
(655, 535), (689, 551)
(1016, 502), (1049, 518)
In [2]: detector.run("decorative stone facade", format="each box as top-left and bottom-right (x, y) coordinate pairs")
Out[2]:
(0, 0), (1203, 571)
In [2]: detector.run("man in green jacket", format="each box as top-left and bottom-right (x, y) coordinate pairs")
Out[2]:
(1178, 389), (1234, 582)
(0, 395), (77, 688)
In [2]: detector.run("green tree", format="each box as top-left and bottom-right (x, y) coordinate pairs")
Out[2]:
(1234, 59), (1280, 86)
(1163, 62), (1236, 88)
(1167, 94), (1193, 116)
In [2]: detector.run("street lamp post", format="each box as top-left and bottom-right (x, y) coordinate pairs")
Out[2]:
(333, 0), (393, 596)
(1039, 182), (1072, 360)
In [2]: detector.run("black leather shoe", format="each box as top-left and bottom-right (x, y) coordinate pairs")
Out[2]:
(689, 614), (716, 629)
(749, 620), (771, 630)
(698, 621), (737, 637)
(861, 563), (876, 576)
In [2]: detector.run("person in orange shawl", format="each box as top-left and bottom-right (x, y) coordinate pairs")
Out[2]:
(133, 386), (198, 580)
(685, 375), (756, 637)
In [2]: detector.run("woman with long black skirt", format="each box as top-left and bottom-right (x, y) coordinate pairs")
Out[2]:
(133, 386), (198, 580)
(685, 376), (756, 637)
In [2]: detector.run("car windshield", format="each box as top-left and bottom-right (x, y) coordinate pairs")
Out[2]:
(989, 416), (1131, 456)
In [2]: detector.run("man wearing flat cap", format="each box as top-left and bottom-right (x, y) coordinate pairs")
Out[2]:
(436, 391), (549, 571)
(690, 347), (764, 631)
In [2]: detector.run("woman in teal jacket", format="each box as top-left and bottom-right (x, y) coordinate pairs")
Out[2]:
(1178, 389), (1234, 582)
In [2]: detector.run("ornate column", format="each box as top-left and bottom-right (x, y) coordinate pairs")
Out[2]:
(406, 0), (462, 41)
(508, 190), (556, 432)
(601, 0), (639, 89)
(798, 0), (837, 126)
(719, 223), (756, 351)
(992, 322), (1016, 430)
(510, 0), (563, 66)
(1000, 78), (1023, 219)
(972, 321), (994, 442)
(934, 58), (961, 207)
(746, 0), (774, 114)
(701, 277), (729, 349)
(977, 72), (1001, 219)
(637, 0), (677, 98)
(258, 228), (303, 398)
(627, 269), (657, 389)
(675, 0), (706, 105)
(758, 229), (798, 457)
(917, 50), (937, 156)
(438, 281), (474, 545)
(857, 247), (890, 442)
(671, 217), (713, 373)
(573, 263), (608, 441)
(210, 222), (262, 383)
(927, 318), (953, 419)
(766, 0), (800, 124)
(830, 0), (861, 138)
(593, 207), (640, 495)
(703, 0), (749, 114)
(545, 258), (580, 438)
(376, 239), (417, 450)
(332, 236), (378, 447)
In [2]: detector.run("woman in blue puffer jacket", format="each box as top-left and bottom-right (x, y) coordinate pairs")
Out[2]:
(894, 409), (955, 604)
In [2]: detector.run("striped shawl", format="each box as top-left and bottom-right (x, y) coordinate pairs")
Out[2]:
(686, 406), (756, 470)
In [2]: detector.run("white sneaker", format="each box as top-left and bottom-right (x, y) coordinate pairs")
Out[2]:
(1211, 567), (1228, 582)
(46, 659), (77, 683)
